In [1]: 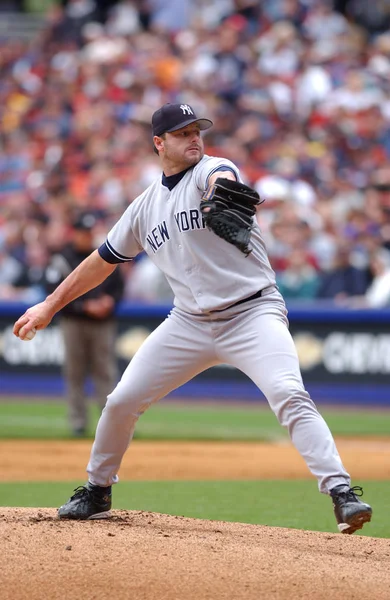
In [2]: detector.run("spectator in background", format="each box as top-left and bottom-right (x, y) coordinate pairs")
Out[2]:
(2, 0), (390, 306)
(0, 237), (23, 299)
(105, 0), (141, 37)
(366, 169), (390, 251)
(303, 0), (349, 41)
(340, 0), (390, 37)
(45, 212), (125, 437)
(256, 20), (302, 79)
(276, 247), (320, 300)
(316, 240), (371, 301)
(12, 241), (49, 304)
(342, 247), (390, 308)
(363, 248), (390, 308)
(49, 0), (102, 46)
(211, 21), (249, 105)
(146, 0), (193, 34)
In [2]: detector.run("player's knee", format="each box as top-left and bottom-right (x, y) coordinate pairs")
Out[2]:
(268, 378), (303, 404)
(268, 380), (312, 426)
(105, 388), (144, 416)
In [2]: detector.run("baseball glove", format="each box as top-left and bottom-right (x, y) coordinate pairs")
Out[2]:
(200, 177), (263, 256)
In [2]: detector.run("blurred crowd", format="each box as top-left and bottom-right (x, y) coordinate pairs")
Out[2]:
(2, 0), (390, 307)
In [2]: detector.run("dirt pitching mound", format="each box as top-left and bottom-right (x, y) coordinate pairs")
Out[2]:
(1, 508), (389, 600)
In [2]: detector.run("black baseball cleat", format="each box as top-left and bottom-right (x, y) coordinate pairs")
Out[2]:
(330, 485), (372, 534)
(58, 483), (112, 520)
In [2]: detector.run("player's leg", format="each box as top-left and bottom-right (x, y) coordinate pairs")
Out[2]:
(217, 297), (372, 532)
(58, 309), (217, 519)
(218, 302), (349, 492)
(86, 308), (217, 487)
(61, 317), (89, 436)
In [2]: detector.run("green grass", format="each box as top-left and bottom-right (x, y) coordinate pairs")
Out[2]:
(0, 480), (386, 538)
(0, 400), (390, 440)
(0, 401), (387, 538)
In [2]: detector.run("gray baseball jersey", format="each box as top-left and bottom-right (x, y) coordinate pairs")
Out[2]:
(99, 155), (276, 313)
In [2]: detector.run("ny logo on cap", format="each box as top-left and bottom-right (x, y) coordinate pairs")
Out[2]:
(180, 104), (194, 116)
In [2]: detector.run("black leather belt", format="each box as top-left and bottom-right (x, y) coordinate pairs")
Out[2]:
(213, 288), (266, 313)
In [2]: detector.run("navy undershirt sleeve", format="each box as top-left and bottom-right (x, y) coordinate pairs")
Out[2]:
(205, 165), (238, 188)
(98, 242), (132, 264)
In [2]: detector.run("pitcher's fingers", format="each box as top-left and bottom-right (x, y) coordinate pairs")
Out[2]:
(13, 316), (29, 337)
(18, 323), (37, 340)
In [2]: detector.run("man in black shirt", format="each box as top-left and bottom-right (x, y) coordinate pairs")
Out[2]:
(45, 212), (125, 436)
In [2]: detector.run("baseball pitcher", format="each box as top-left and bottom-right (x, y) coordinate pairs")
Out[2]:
(13, 103), (372, 534)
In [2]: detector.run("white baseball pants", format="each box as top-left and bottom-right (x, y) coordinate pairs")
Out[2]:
(87, 288), (350, 493)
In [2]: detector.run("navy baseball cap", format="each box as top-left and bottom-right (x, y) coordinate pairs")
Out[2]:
(152, 103), (213, 137)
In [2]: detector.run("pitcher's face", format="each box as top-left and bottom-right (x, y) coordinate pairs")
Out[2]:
(154, 124), (204, 173)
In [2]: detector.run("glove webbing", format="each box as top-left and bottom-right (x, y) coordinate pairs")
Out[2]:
(200, 177), (263, 256)
(205, 212), (253, 256)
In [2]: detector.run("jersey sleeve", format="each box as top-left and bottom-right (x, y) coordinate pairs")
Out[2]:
(98, 205), (143, 264)
(194, 156), (241, 191)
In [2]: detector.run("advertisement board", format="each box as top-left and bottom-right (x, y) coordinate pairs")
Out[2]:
(1, 302), (390, 405)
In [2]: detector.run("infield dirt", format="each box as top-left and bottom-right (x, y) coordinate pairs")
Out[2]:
(1, 438), (390, 481)
(1, 439), (389, 599)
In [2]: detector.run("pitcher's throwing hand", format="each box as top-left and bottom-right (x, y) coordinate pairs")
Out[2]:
(13, 301), (55, 341)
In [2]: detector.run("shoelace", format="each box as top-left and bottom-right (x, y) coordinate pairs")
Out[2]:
(70, 484), (110, 503)
(70, 485), (91, 500)
(342, 486), (364, 500)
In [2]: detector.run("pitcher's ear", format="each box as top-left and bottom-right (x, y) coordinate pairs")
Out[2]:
(153, 134), (165, 155)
